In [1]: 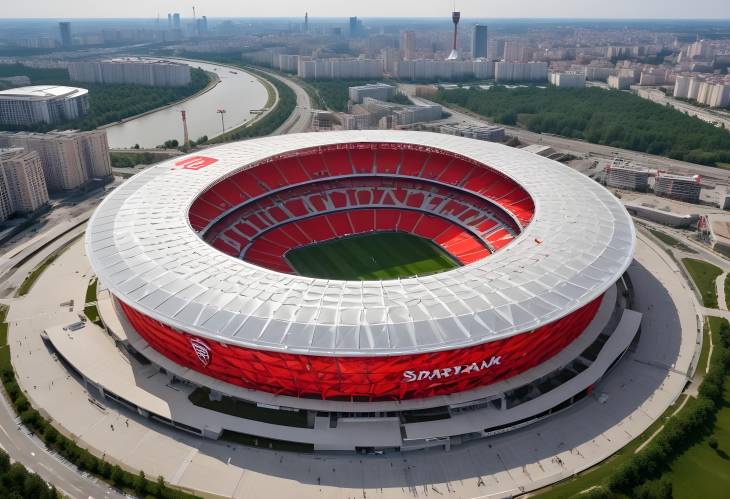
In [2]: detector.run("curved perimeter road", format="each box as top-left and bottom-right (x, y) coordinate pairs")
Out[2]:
(262, 70), (313, 135)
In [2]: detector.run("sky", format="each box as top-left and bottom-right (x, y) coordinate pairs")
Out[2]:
(3, 0), (730, 20)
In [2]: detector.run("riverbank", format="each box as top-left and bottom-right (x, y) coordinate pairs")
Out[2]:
(98, 69), (220, 138)
(105, 59), (269, 149)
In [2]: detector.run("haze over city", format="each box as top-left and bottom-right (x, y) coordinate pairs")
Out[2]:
(4, 0), (730, 19)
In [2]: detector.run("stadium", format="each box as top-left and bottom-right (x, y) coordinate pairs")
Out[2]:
(86, 131), (639, 451)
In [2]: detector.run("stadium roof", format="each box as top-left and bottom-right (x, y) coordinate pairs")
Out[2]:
(86, 131), (635, 357)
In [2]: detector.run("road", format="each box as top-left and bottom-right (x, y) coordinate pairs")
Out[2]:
(637, 87), (730, 130)
(0, 380), (124, 499)
(0, 220), (125, 499)
(263, 70), (313, 135)
(407, 92), (730, 185)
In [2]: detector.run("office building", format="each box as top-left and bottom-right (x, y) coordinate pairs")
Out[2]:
(68, 58), (192, 87)
(471, 25), (488, 59)
(349, 17), (362, 38)
(0, 85), (89, 127)
(494, 62), (548, 83)
(654, 173), (701, 203)
(401, 30), (416, 60)
(362, 98), (442, 126)
(277, 55), (300, 73)
(607, 75), (632, 90)
(503, 41), (527, 62)
(173, 13), (181, 29)
(549, 71), (586, 88)
(59, 22), (72, 48)
(604, 160), (649, 192)
(0, 148), (49, 222)
(394, 59), (494, 81)
(297, 58), (383, 80)
(439, 123), (506, 142)
(0, 130), (111, 191)
(349, 83), (396, 104)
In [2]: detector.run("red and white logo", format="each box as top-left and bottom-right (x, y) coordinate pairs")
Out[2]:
(189, 338), (213, 367)
(174, 156), (218, 171)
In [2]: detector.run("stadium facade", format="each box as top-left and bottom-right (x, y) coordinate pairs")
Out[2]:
(86, 131), (639, 451)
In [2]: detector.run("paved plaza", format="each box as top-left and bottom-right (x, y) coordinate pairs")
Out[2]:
(3, 230), (699, 498)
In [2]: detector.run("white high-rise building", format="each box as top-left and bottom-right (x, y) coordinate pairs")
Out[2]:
(549, 71), (586, 88)
(297, 58), (383, 80)
(494, 62), (548, 83)
(394, 60), (494, 81)
(68, 58), (192, 87)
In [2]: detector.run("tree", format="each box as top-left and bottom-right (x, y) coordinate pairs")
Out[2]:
(134, 470), (146, 495)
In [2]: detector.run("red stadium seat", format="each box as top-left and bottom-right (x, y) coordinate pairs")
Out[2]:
(351, 148), (375, 174)
(374, 148), (401, 173)
(322, 148), (354, 176)
(398, 150), (429, 177)
(276, 157), (312, 185)
(421, 153), (452, 180)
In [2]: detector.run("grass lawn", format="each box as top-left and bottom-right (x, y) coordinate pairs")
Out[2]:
(14, 252), (59, 297)
(535, 394), (689, 498)
(682, 258), (723, 308)
(85, 277), (98, 304)
(647, 228), (696, 253)
(665, 317), (730, 499)
(286, 232), (459, 280)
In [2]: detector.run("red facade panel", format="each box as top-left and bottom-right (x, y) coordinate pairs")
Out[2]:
(119, 295), (602, 401)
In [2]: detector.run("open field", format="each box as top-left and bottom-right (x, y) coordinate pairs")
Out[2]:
(286, 231), (459, 280)
(682, 258), (723, 308)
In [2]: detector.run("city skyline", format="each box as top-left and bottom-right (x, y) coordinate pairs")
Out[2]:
(3, 0), (730, 20)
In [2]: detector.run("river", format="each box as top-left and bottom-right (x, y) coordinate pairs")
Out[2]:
(105, 59), (269, 149)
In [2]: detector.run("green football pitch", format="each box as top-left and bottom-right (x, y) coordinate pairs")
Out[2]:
(285, 232), (460, 280)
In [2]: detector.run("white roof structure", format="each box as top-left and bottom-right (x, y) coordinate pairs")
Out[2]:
(0, 85), (88, 100)
(86, 131), (635, 357)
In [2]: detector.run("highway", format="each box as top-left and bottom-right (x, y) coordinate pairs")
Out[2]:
(264, 70), (313, 135)
(408, 93), (730, 185)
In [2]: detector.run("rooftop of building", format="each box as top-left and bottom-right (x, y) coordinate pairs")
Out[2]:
(0, 85), (88, 100)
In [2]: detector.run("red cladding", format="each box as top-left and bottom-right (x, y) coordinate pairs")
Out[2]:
(119, 295), (602, 401)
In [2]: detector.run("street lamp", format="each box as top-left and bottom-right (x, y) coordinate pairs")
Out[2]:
(217, 109), (226, 133)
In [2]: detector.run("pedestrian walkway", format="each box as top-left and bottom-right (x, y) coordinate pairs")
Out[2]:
(717, 273), (728, 311)
(4, 234), (699, 499)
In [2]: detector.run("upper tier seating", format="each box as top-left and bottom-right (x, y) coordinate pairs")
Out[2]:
(188, 143), (534, 231)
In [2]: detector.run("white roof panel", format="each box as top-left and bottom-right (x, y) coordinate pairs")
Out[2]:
(86, 131), (635, 356)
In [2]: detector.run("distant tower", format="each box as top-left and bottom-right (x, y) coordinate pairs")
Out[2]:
(173, 13), (181, 29)
(304, 12), (309, 32)
(447, 11), (460, 60)
(167, 13), (172, 27)
(59, 22), (72, 48)
(471, 24), (488, 59)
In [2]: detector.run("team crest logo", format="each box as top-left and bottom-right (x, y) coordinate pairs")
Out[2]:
(189, 338), (212, 367)
(174, 156), (218, 171)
